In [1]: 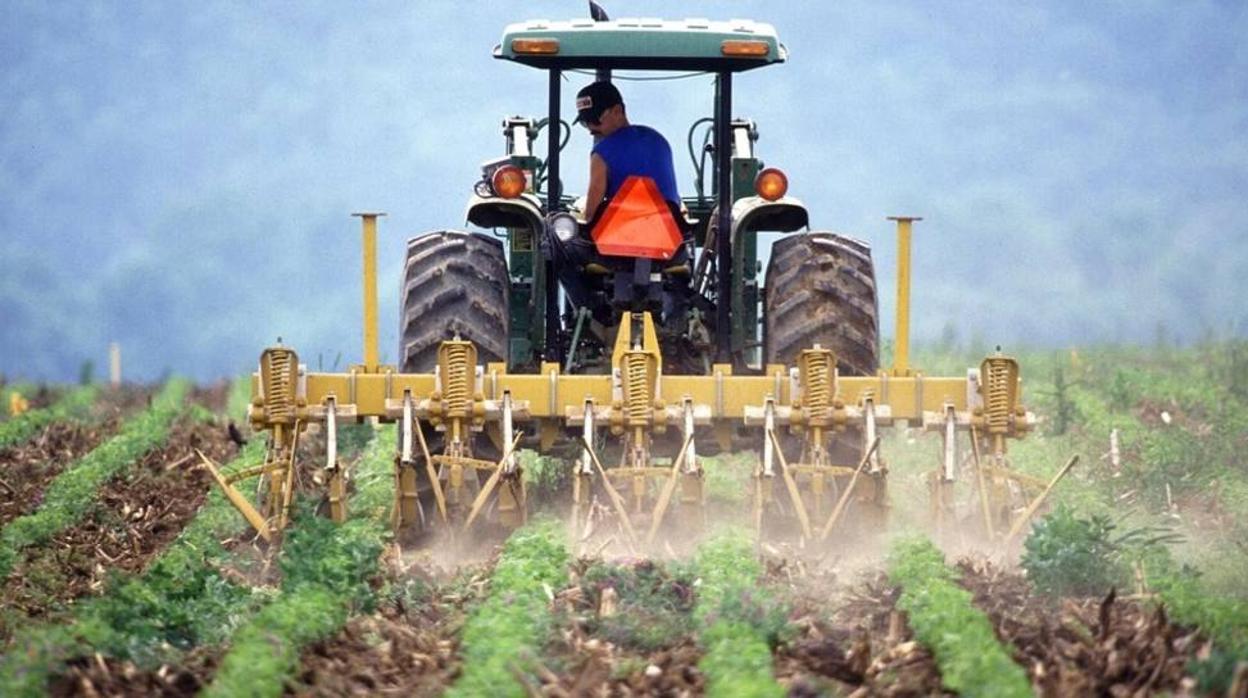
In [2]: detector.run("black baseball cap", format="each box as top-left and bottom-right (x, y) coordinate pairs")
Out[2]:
(575, 81), (623, 124)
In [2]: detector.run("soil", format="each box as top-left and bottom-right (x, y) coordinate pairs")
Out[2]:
(285, 562), (490, 696)
(538, 558), (705, 697)
(956, 558), (1202, 697)
(0, 417), (237, 641)
(0, 420), (122, 527)
(190, 382), (231, 415)
(49, 647), (221, 697)
(774, 568), (947, 697)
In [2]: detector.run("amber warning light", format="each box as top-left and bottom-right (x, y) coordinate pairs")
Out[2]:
(492, 165), (527, 198)
(721, 40), (770, 57)
(754, 168), (788, 200)
(512, 38), (560, 55)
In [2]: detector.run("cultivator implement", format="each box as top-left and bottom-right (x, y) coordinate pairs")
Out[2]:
(197, 214), (1067, 549)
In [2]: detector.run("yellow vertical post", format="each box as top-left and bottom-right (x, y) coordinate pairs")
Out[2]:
(887, 216), (922, 377)
(352, 212), (386, 373)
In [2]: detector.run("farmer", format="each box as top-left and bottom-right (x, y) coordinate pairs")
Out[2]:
(573, 80), (680, 224)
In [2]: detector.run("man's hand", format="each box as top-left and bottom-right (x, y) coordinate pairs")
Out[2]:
(583, 153), (608, 224)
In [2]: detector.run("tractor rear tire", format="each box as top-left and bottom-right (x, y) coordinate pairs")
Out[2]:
(765, 231), (879, 375)
(400, 231), (509, 372)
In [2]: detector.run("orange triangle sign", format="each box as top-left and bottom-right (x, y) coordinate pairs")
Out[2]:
(591, 176), (683, 260)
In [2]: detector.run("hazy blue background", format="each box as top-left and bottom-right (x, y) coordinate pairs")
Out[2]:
(2, 1), (1245, 382)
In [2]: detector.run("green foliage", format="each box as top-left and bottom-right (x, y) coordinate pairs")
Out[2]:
(449, 519), (570, 698)
(0, 384), (97, 450)
(203, 425), (395, 698)
(224, 374), (253, 422)
(519, 450), (569, 502)
(1108, 369), (1133, 411)
(692, 531), (785, 698)
(204, 587), (346, 698)
(1047, 363), (1078, 436)
(1021, 504), (1126, 597)
(699, 619), (782, 698)
(887, 537), (1031, 698)
(0, 380), (187, 579)
(1220, 340), (1248, 401)
(1022, 505), (1184, 598)
(701, 451), (756, 504)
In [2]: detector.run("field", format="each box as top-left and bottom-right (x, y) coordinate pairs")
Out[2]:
(1, 341), (1247, 697)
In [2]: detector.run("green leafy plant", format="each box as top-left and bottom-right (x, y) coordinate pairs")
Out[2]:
(692, 531), (785, 698)
(1022, 504), (1183, 598)
(701, 451), (756, 504)
(519, 449), (569, 503)
(1021, 504), (1126, 597)
(887, 537), (1031, 698)
(203, 424), (395, 698)
(448, 519), (571, 698)
(1144, 553), (1248, 695)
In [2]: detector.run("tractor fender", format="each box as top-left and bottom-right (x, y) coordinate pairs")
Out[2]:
(465, 193), (545, 232)
(730, 195), (809, 237)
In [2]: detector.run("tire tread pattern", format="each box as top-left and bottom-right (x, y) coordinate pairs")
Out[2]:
(765, 232), (880, 375)
(400, 231), (509, 372)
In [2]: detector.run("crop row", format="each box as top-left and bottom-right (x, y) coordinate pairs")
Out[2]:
(203, 422), (395, 698)
(449, 519), (571, 698)
(0, 379), (189, 581)
(887, 537), (1031, 698)
(0, 385), (97, 451)
(692, 532), (785, 698)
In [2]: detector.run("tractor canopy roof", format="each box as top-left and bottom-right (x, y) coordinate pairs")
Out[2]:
(495, 17), (787, 72)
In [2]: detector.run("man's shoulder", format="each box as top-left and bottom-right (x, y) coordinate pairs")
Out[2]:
(631, 124), (669, 143)
(593, 125), (672, 159)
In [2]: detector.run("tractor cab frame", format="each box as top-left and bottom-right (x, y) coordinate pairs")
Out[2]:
(475, 16), (802, 370)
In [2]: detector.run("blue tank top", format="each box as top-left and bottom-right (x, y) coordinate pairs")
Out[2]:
(592, 125), (681, 205)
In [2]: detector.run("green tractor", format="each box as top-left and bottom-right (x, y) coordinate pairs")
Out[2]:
(399, 12), (879, 382)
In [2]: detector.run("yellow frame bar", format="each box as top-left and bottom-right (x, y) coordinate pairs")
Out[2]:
(252, 365), (986, 423)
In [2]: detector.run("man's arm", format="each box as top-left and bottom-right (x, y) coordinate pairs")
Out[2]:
(583, 153), (608, 223)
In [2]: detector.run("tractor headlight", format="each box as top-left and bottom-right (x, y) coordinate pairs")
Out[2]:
(548, 213), (578, 243)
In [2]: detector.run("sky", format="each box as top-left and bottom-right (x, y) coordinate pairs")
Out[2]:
(1, 1), (1246, 381)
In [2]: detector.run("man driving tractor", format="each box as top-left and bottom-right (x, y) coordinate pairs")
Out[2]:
(575, 81), (680, 223)
(552, 80), (688, 326)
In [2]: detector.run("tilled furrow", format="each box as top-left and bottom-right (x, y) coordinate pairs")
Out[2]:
(50, 648), (220, 698)
(776, 572), (946, 697)
(957, 558), (1203, 697)
(0, 420), (121, 528)
(540, 559), (704, 696)
(0, 418), (236, 636)
(290, 598), (463, 696)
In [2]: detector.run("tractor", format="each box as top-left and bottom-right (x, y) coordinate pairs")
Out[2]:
(204, 7), (1065, 552)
